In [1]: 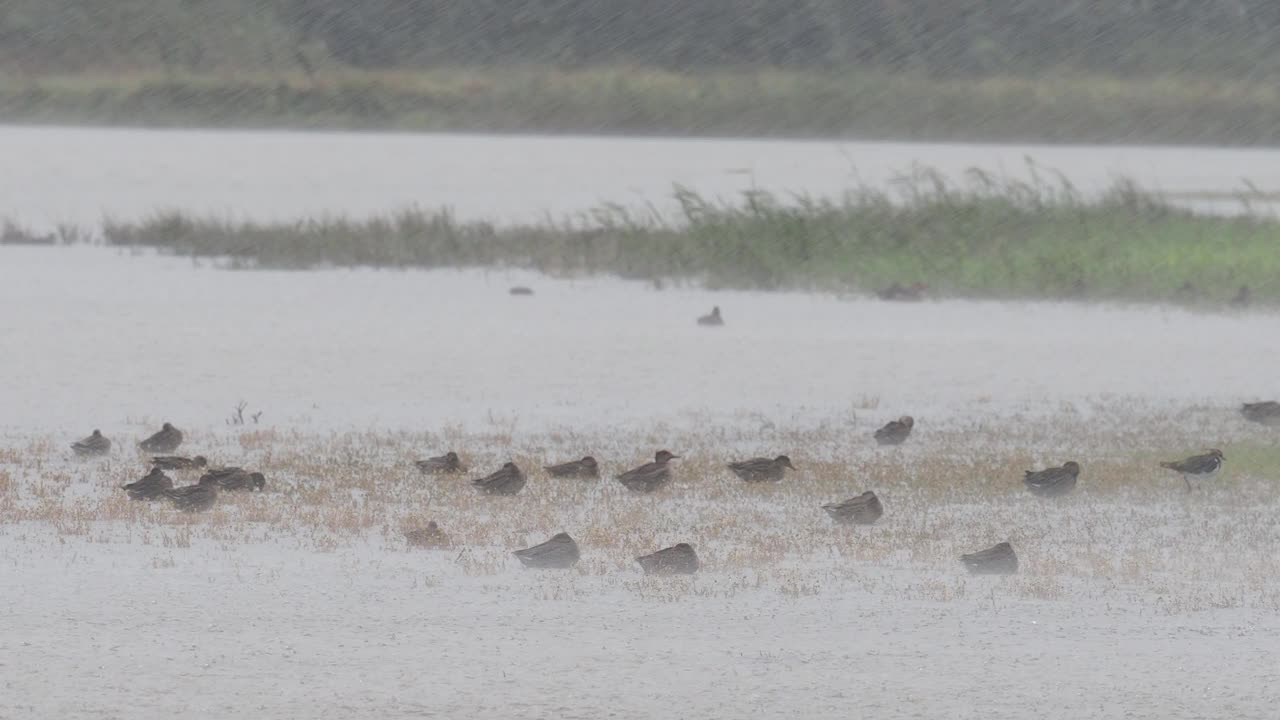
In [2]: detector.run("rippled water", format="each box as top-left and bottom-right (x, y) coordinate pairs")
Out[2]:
(2, 125), (1274, 231)
(1, 245), (1274, 435)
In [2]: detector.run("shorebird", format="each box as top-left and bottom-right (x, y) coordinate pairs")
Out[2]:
(121, 468), (174, 501)
(961, 542), (1018, 575)
(1241, 401), (1280, 426)
(415, 451), (465, 474)
(138, 423), (183, 453)
(636, 543), (699, 575)
(616, 450), (679, 493)
(512, 532), (580, 569)
(472, 462), (527, 495)
(822, 491), (884, 525)
(71, 429), (111, 457)
(696, 306), (724, 326)
(404, 521), (449, 549)
(544, 456), (600, 479)
(1023, 461), (1080, 498)
(149, 455), (208, 471)
(727, 455), (795, 483)
(166, 476), (219, 512)
(1160, 449), (1224, 492)
(874, 416), (914, 446)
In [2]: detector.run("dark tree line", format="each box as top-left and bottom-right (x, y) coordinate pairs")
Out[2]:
(9, 0), (1280, 76)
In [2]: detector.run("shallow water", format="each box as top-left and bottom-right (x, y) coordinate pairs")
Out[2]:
(1, 245), (1275, 435)
(2, 125), (1275, 231)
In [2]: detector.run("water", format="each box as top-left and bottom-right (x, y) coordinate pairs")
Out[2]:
(1, 245), (1274, 435)
(3, 125), (1276, 232)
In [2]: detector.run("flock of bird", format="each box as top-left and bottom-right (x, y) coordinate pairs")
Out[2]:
(66, 391), (1277, 576)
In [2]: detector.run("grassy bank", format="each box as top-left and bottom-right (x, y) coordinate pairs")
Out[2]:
(16, 172), (1264, 304)
(6, 67), (1280, 145)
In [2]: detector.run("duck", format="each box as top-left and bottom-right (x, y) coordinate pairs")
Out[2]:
(1023, 461), (1080, 498)
(166, 476), (219, 512)
(472, 462), (527, 495)
(71, 429), (111, 457)
(138, 422), (183, 453)
(512, 532), (580, 569)
(121, 467), (174, 501)
(213, 469), (266, 491)
(636, 543), (699, 575)
(874, 416), (914, 446)
(727, 455), (795, 483)
(414, 451), (466, 474)
(696, 306), (724, 326)
(544, 456), (600, 479)
(1241, 401), (1280, 426)
(821, 491), (884, 525)
(149, 455), (208, 471)
(509, 286), (534, 296)
(960, 542), (1019, 575)
(1159, 449), (1224, 492)
(616, 450), (679, 493)
(404, 521), (449, 549)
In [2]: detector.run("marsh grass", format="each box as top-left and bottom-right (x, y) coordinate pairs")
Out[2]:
(8, 66), (1280, 145)
(77, 168), (1280, 304)
(2, 403), (1278, 610)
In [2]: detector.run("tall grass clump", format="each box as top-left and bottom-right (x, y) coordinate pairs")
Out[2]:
(95, 167), (1280, 303)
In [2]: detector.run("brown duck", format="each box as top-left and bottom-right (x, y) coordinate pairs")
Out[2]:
(165, 475), (219, 512)
(636, 543), (699, 575)
(138, 423), (183, 453)
(1023, 461), (1080, 498)
(961, 542), (1019, 575)
(544, 456), (600, 479)
(616, 450), (679, 493)
(121, 467), (174, 501)
(697, 306), (724, 326)
(513, 532), (580, 569)
(727, 455), (795, 483)
(150, 455), (208, 471)
(72, 429), (111, 457)
(415, 451), (466, 474)
(874, 416), (914, 446)
(822, 491), (884, 525)
(472, 462), (527, 495)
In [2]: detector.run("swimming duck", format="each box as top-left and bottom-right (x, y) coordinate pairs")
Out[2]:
(636, 543), (699, 575)
(961, 542), (1019, 575)
(121, 467), (174, 501)
(544, 456), (600, 479)
(821, 491), (884, 525)
(874, 416), (914, 446)
(138, 423), (183, 453)
(616, 450), (679, 493)
(1160, 449), (1224, 492)
(1023, 461), (1080, 498)
(512, 532), (580, 569)
(727, 455), (795, 483)
(71, 429), (111, 457)
(472, 462), (527, 495)
(414, 452), (466, 474)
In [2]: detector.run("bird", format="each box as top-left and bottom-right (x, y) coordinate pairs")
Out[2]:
(874, 416), (914, 446)
(544, 456), (599, 479)
(404, 521), (449, 549)
(166, 476), (219, 512)
(212, 469), (266, 491)
(961, 542), (1019, 575)
(121, 467), (174, 501)
(1230, 285), (1252, 307)
(822, 491), (884, 525)
(512, 532), (580, 569)
(697, 306), (724, 326)
(616, 450), (679, 492)
(414, 451), (466, 474)
(71, 429), (111, 457)
(199, 466), (245, 483)
(138, 423), (183, 453)
(149, 455), (208, 471)
(472, 462), (527, 495)
(1241, 401), (1280, 426)
(636, 543), (699, 575)
(727, 455), (795, 483)
(1160, 449), (1225, 492)
(509, 286), (534, 296)
(876, 282), (927, 301)
(1023, 461), (1080, 498)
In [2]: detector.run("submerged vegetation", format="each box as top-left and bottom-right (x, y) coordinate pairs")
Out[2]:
(71, 169), (1278, 304)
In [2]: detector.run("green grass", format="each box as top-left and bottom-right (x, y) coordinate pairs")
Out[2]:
(6, 66), (1280, 145)
(37, 170), (1273, 304)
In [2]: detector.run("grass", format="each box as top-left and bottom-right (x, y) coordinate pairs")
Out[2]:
(47, 168), (1279, 304)
(3, 403), (1279, 609)
(6, 65), (1280, 145)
